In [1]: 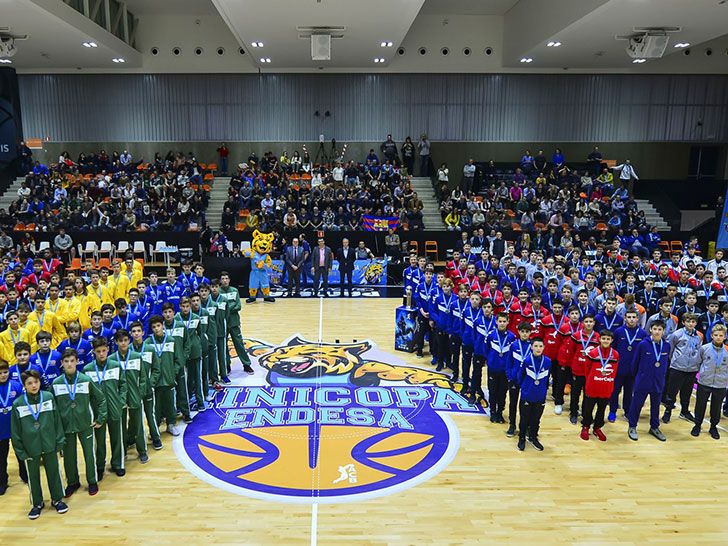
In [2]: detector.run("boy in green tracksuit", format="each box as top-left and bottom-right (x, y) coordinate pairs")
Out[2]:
(84, 337), (127, 478)
(11, 369), (69, 519)
(219, 272), (254, 375)
(130, 321), (162, 450)
(210, 279), (230, 384)
(109, 329), (149, 464)
(198, 284), (218, 388)
(52, 348), (107, 497)
(176, 297), (205, 412)
(191, 291), (215, 402)
(161, 303), (191, 423)
(145, 314), (181, 436)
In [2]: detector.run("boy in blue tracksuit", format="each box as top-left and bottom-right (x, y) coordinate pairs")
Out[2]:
(516, 337), (551, 451)
(0, 360), (25, 493)
(162, 268), (185, 312)
(470, 300), (496, 406)
(609, 309), (646, 422)
(57, 322), (94, 366)
(486, 312), (516, 425)
(430, 278), (454, 373)
(414, 270), (437, 360)
(448, 283), (469, 383)
(504, 321), (530, 436)
(30, 331), (62, 389)
(460, 291), (482, 396)
(627, 319), (670, 441)
(82, 311), (114, 346)
(145, 273), (165, 317)
(428, 272), (446, 365)
(111, 298), (140, 334)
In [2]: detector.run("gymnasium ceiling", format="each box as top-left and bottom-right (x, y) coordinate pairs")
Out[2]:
(3, 0), (728, 73)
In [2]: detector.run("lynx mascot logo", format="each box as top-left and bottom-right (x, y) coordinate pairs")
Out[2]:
(176, 336), (483, 503)
(242, 230), (274, 301)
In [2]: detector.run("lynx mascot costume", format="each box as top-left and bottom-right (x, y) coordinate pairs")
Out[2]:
(243, 230), (275, 303)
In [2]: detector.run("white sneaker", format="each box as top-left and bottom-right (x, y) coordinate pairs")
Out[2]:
(554, 405), (563, 415)
(167, 425), (180, 437)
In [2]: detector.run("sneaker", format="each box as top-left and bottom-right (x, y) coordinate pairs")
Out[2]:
(183, 415), (193, 424)
(243, 365), (254, 374)
(430, 356), (437, 365)
(213, 381), (223, 390)
(505, 425), (516, 438)
(580, 426), (590, 441)
(415, 353), (423, 359)
(263, 297), (275, 303)
(607, 412), (616, 423)
(153, 439), (163, 450)
(528, 437), (544, 451)
(709, 427), (720, 440)
(88, 483), (99, 496)
(28, 503), (44, 520)
(114, 468), (126, 477)
(52, 500), (69, 514)
(554, 405), (563, 415)
(435, 363), (443, 372)
(649, 427), (666, 441)
(661, 409), (671, 424)
(593, 427), (607, 442)
(197, 401), (207, 412)
(245, 297), (256, 303)
(0, 483), (6, 495)
(139, 453), (150, 464)
(679, 411), (695, 423)
(222, 376), (232, 384)
(517, 438), (526, 451)
(167, 424), (180, 437)
(628, 427), (638, 441)
(569, 414), (578, 425)
(467, 393), (476, 407)
(690, 425), (701, 437)
(206, 391), (216, 402)
(64, 483), (80, 498)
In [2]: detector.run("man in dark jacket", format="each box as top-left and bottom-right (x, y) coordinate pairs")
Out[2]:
(336, 238), (356, 297)
(311, 237), (333, 297)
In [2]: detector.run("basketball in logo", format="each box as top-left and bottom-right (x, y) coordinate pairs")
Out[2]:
(175, 336), (481, 503)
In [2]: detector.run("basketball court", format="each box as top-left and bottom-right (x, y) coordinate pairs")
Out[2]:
(3, 299), (728, 544)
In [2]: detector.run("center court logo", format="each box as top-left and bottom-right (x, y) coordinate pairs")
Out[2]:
(175, 335), (483, 504)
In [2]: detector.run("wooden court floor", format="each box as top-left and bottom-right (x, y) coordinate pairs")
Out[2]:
(3, 298), (728, 545)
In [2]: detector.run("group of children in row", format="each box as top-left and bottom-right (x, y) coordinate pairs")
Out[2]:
(0, 253), (254, 519)
(404, 247), (728, 451)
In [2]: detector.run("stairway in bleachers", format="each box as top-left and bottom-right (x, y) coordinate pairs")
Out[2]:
(409, 177), (445, 229)
(207, 176), (231, 231)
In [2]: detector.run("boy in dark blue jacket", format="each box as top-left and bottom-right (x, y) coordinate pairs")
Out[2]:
(609, 309), (646, 422)
(460, 291), (482, 396)
(486, 313), (516, 426)
(517, 337), (551, 451)
(0, 360), (25, 494)
(504, 321), (530, 436)
(430, 278), (454, 373)
(470, 299), (496, 407)
(448, 283), (470, 383)
(414, 270), (437, 360)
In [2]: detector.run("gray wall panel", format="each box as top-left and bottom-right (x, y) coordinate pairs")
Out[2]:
(17, 73), (728, 142)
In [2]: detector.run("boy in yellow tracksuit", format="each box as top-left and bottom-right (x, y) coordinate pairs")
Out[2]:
(29, 295), (66, 348)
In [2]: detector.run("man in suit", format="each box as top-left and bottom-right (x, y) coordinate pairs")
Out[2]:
(311, 237), (333, 297)
(285, 238), (305, 297)
(336, 238), (356, 297)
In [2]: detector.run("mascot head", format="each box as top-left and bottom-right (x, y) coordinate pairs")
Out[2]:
(252, 229), (274, 255)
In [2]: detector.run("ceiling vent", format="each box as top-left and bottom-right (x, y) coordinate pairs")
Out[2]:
(311, 34), (331, 61)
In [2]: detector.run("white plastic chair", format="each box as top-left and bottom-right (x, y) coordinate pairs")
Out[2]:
(99, 241), (113, 259)
(117, 241), (130, 257)
(37, 241), (50, 253)
(81, 241), (98, 261)
(151, 241), (168, 264)
(133, 241), (146, 261)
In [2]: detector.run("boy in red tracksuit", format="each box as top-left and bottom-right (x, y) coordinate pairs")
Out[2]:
(553, 305), (582, 415)
(567, 314), (600, 425)
(483, 277), (503, 308)
(499, 283), (515, 317)
(581, 330), (619, 441)
(508, 288), (530, 334)
(525, 292), (550, 338)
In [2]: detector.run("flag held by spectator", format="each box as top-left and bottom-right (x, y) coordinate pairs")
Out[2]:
(362, 215), (399, 231)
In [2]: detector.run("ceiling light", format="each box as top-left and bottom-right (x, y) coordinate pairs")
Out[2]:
(260, 57), (271, 63)
(112, 57), (125, 63)
(374, 57), (385, 63)
(674, 42), (690, 48)
(0, 59), (11, 64)
(520, 57), (533, 63)
(82, 41), (98, 48)
(380, 41), (393, 48)
(547, 41), (561, 47)
(251, 41), (263, 48)
(633, 58), (646, 63)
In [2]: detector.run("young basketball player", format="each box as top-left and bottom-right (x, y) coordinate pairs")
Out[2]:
(581, 330), (618, 441)
(516, 337), (551, 451)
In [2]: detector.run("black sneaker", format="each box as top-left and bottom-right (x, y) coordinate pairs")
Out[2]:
(263, 297), (275, 303)
(244, 365), (254, 374)
(679, 411), (695, 423)
(88, 483), (99, 496)
(52, 500), (69, 514)
(245, 297), (256, 303)
(114, 468), (126, 477)
(710, 427), (720, 440)
(569, 414), (578, 425)
(64, 483), (80, 498)
(528, 437), (544, 451)
(690, 425), (701, 437)
(517, 438), (526, 451)
(0, 483), (7, 495)
(497, 413), (506, 424)
(183, 415), (193, 424)
(153, 439), (163, 450)
(661, 409), (671, 424)
(435, 363), (443, 372)
(139, 453), (150, 464)
(28, 503), (44, 520)
(467, 393), (476, 407)
(505, 425), (516, 438)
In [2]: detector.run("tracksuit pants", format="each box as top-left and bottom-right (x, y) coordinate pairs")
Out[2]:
(582, 396), (609, 429)
(461, 345), (474, 389)
(507, 380), (520, 426)
(694, 384), (726, 429)
(570, 374), (586, 418)
(186, 357), (205, 408)
(175, 369), (191, 418)
(155, 386), (178, 428)
(436, 330), (450, 368)
(122, 406), (147, 456)
(552, 364), (569, 406)
(487, 370), (507, 416)
(414, 314), (436, 357)
(471, 356), (486, 397)
(0, 438), (28, 486)
(25, 452), (64, 506)
(518, 399), (545, 440)
(226, 324), (252, 369)
(203, 343), (217, 384)
(94, 418), (124, 472)
(63, 429), (97, 486)
(609, 374), (635, 415)
(215, 337), (229, 380)
(628, 390), (662, 429)
(663, 369), (697, 413)
(141, 393), (161, 443)
(449, 336), (462, 376)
